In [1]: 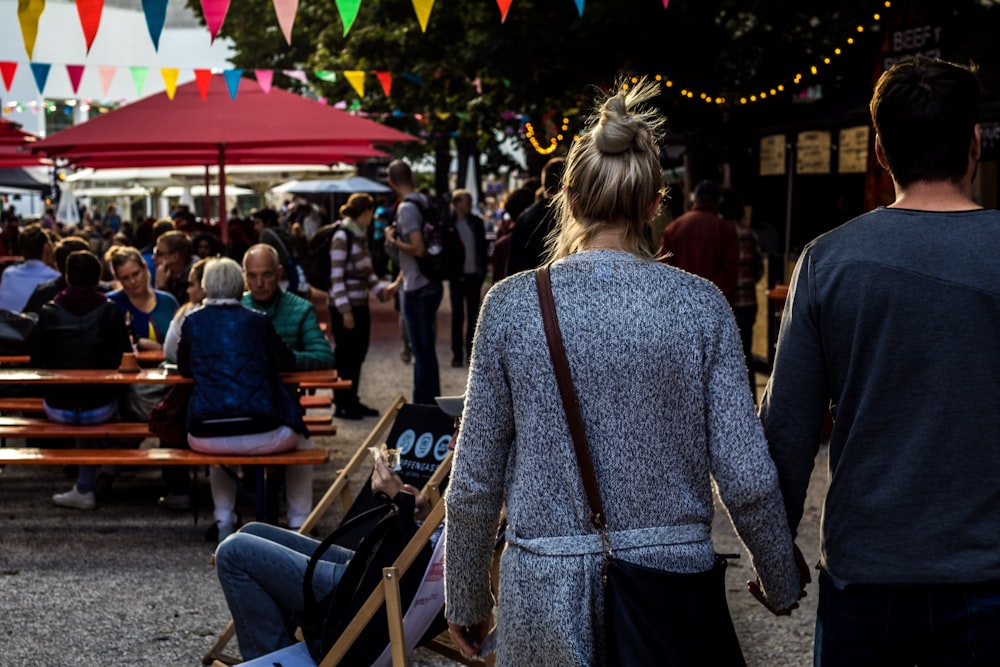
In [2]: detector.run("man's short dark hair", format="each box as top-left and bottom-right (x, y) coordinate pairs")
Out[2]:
(157, 230), (193, 264)
(55, 238), (91, 275)
(870, 56), (981, 187)
(387, 160), (414, 187)
(65, 250), (101, 289)
(252, 208), (279, 228)
(151, 219), (176, 241)
(18, 224), (50, 260)
(541, 158), (566, 197)
(693, 180), (721, 204)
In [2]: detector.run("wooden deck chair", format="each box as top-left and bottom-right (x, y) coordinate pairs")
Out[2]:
(202, 396), (460, 666)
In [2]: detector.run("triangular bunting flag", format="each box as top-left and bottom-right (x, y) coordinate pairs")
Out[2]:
(471, 76), (482, 94)
(344, 70), (365, 98)
(375, 71), (392, 97)
(30, 62), (50, 95)
(315, 70), (337, 83)
(199, 0), (231, 43)
(401, 71), (424, 86)
(334, 0), (361, 36)
(97, 65), (115, 94)
(194, 68), (212, 99)
(662, 0), (669, 7)
(18, 0), (46, 60)
(161, 68), (179, 99)
(66, 64), (85, 94)
(255, 69), (273, 93)
(412, 0), (434, 33)
(574, 0), (583, 17)
(130, 66), (148, 97)
(496, 0), (512, 23)
(283, 69), (308, 83)
(75, 0), (104, 53)
(142, 0), (168, 50)
(223, 69), (242, 99)
(0, 62), (18, 92)
(435, 111), (450, 121)
(272, 0), (298, 44)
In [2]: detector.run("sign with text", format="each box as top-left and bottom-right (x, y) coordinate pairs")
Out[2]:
(796, 131), (831, 175)
(759, 134), (786, 176)
(838, 126), (870, 174)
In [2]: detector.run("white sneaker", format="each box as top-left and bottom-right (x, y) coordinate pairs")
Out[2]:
(52, 485), (96, 510)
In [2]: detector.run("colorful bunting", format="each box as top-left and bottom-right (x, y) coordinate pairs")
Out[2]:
(574, 0), (583, 17)
(255, 69), (274, 93)
(0, 62), (17, 92)
(30, 62), (50, 95)
(283, 69), (308, 83)
(66, 64), (85, 94)
(193, 68), (213, 99)
(375, 71), (392, 97)
(315, 70), (337, 83)
(129, 66), (148, 97)
(412, 0), (434, 33)
(223, 69), (242, 99)
(335, 0), (362, 36)
(272, 0), (298, 45)
(142, 0), (168, 50)
(344, 70), (365, 98)
(97, 65), (115, 94)
(17, 0), (46, 60)
(161, 67), (180, 99)
(401, 72), (424, 86)
(75, 0), (104, 53)
(199, 0), (231, 43)
(663, 0), (669, 7)
(496, 0), (512, 23)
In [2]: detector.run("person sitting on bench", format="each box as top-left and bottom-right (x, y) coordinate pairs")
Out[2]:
(177, 257), (313, 541)
(32, 250), (131, 510)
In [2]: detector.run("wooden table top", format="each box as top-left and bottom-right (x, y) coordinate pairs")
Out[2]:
(0, 368), (340, 385)
(0, 350), (165, 367)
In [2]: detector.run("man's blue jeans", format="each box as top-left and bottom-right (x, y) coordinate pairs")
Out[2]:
(44, 400), (117, 494)
(402, 282), (442, 404)
(816, 570), (1000, 666)
(215, 522), (353, 660)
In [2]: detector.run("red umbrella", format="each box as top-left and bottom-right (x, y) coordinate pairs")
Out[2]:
(0, 119), (48, 167)
(61, 145), (390, 169)
(32, 75), (418, 230)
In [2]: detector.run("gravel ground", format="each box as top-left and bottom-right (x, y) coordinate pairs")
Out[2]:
(0, 291), (827, 666)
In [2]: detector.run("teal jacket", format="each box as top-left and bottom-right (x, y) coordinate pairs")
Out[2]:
(242, 289), (334, 370)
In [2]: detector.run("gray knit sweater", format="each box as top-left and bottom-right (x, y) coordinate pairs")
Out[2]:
(444, 250), (801, 666)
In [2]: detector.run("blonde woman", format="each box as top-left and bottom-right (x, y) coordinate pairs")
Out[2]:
(106, 246), (179, 351)
(443, 80), (806, 665)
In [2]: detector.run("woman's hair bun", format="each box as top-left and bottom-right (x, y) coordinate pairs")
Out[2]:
(592, 82), (660, 155)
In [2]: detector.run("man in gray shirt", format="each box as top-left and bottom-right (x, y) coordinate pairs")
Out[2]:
(761, 57), (1000, 664)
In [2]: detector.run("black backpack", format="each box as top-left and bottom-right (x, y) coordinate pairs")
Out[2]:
(403, 194), (464, 282)
(305, 223), (353, 292)
(299, 500), (432, 665)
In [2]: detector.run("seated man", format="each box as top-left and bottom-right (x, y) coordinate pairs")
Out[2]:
(0, 224), (59, 312)
(23, 237), (107, 314)
(31, 250), (131, 509)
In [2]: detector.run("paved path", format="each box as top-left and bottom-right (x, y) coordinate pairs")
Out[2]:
(0, 291), (828, 666)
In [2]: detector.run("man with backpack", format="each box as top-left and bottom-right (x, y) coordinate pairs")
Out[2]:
(384, 160), (443, 405)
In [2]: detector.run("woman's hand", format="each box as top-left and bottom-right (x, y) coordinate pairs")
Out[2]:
(371, 457), (430, 520)
(747, 543), (811, 616)
(137, 338), (163, 351)
(447, 620), (489, 658)
(342, 311), (355, 331)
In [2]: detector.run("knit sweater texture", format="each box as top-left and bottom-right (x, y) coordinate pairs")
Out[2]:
(444, 250), (800, 666)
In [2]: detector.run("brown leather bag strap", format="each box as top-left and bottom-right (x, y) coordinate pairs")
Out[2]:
(535, 265), (608, 532)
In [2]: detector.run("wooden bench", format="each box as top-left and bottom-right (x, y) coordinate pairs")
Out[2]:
(0, 395), (334, 413)
(0, 416), (336, 439)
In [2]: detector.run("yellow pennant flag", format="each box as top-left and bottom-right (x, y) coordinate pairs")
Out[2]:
(17, 0), (46, 60)
(411, 0), (434, 32)
(435, 111), (450, 121)
(344, 70), (365, 98)
(161, 68), (180, 99)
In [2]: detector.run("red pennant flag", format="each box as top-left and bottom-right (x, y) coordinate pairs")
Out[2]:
(75, 0), (104, 53)
(66, 64), (85, 94)
(194, 68), (213, 99)
(375, 71), (392, 97)
(496, 0), (512, 22)
(0, 62), (17, 91)
(199, 0), (231, 42)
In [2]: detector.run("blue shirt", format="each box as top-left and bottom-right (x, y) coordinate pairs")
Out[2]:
(0, 260), (60, 312)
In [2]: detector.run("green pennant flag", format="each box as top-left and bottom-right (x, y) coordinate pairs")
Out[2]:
(130, 66), (149, 97)
(315, 70), (337, 83)
(335, 0), (361, 36)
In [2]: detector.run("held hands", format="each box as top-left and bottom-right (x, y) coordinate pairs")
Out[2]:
(447, 620), (490, 658)
(747, 543), (812, 616)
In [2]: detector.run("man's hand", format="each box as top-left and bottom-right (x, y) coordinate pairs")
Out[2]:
(447, 620), (489, 658)
(342, 311), (355, 330)
(747, 543), (811, 616)
(154, 262), (172, 289)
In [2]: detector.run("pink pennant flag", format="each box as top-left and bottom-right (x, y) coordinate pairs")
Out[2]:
(662, 0), (669, 7)
(194, 68), (212, 99)
(283, 69), (308, 84)
(471, 77), (482, 94)
(496, 0), (512, 23)
(255, 69), (273, 93)
(199, 0), (231, 43)
(272, 0), (298, 45)
(75, 0), (104, 53)
(66, 64), (85, 94)
(97, 65), (115, 94)
(375, 71), (392, 97)
(412, 0), (434, 32)
(0, 62), (18, 92)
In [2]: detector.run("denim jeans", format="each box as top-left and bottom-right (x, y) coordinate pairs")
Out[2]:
(215, 522), (354, 660)
(816, 570), (1000, 666)
(44, 400), (117, 494)
(402, 282), (442, 404)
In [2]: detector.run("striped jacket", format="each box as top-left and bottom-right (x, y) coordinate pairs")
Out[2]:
(328, 221), (386, 313)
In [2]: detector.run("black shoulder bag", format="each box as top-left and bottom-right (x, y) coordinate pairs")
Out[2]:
(535, 265), (745, 667)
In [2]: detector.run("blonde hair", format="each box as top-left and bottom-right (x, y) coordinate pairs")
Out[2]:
(546, 78), (666, 262)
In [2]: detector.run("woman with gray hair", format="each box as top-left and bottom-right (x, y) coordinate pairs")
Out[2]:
(443, 79), (807, 664)
(177, 257), (313, 540)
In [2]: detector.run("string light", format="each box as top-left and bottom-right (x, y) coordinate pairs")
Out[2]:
(524, 116), (571, 155)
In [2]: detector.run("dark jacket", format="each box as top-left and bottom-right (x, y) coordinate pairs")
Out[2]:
(449, 213), (489, 278)
(508, 198), (558, 275)
(177, 302), (306, 438)
(31, 287), (130, 410)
